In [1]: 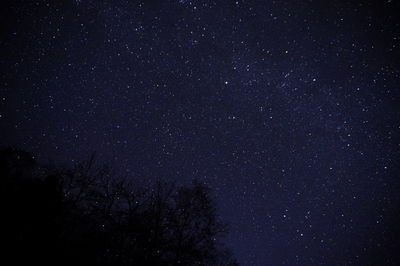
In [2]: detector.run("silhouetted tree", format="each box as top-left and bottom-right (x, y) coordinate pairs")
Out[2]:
(1, 147), (238, 266)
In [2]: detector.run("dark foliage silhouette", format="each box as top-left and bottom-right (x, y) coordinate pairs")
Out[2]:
(1, 147), (238, 266)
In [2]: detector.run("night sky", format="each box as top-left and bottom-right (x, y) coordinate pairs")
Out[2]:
(1, 0), (400, 265)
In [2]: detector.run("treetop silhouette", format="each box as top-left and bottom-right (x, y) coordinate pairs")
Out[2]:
(1, 147), (238, 266)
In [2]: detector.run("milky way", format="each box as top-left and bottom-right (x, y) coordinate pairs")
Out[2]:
(1, 0), (399, 265)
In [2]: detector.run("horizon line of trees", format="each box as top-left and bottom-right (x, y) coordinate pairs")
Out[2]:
(1, 147), (238, 266)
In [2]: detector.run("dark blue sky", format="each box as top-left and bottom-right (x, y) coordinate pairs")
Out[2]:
(1, 0), (399, 265)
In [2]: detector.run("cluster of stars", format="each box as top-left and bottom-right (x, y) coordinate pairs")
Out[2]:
(1, 0), (400, 265)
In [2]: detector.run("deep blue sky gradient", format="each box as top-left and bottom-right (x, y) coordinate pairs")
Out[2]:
(1, 1), (399, 265)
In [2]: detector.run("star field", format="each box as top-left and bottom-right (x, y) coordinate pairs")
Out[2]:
(1, 0), (399, 265)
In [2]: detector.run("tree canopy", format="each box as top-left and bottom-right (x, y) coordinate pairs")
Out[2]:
(1, 147), (238, 266)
